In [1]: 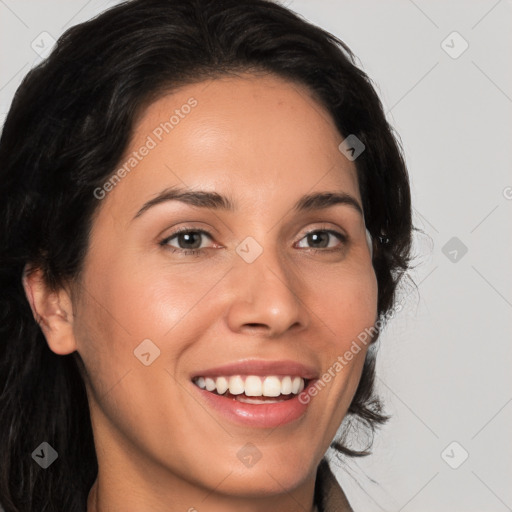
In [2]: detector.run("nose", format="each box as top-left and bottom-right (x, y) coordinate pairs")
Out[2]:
(225, 241), (310, 338)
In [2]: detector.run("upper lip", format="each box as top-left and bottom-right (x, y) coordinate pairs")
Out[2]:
(190, 359), (319, 380)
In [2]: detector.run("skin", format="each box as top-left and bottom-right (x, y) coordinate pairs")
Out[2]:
(23, 73), (378, 512)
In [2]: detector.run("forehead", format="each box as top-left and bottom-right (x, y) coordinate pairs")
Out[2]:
(101, 73), (361, 220)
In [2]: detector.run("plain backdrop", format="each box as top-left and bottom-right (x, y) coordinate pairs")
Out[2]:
(1, 1), (511, 511)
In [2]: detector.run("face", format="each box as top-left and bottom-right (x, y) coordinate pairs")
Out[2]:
(68, 74), (378, 504)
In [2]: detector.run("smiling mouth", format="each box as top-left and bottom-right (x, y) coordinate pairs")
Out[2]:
(192, 375), (309, 404)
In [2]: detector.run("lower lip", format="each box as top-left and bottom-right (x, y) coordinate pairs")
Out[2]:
(192, 381), (316, 428)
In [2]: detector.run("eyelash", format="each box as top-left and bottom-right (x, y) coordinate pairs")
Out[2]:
(159, 226), (348, 256)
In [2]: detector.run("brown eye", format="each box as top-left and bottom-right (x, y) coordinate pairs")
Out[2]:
(160, 228), (214, 254)
(296, 229), (346, 251)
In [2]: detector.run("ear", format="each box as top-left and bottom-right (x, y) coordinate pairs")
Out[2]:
(22, 265), (78, 355)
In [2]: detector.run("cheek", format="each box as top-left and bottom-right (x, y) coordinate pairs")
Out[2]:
(309, 263), (377, 396)
(77, 255), (194, 341)
(72, 253), (229, 400)
(110, 260), (228, 342)
(71, 285), (131, 400)
(296, 264), (378, 445)
(313, 262), (378, 345)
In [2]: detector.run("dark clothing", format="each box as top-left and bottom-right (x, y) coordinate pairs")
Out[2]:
(314, 458), (354, 512)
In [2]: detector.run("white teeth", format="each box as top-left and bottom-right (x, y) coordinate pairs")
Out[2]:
(262, 376), (281, 397)
(291, 376), (304, 394)
(244, 375), (262, 396)
(281, 376), (292, 395)
(193, 375), (307, 397)
(216, 376), (229, 395)
(228, 375), (245, 395)
(205, 377), (216, 392)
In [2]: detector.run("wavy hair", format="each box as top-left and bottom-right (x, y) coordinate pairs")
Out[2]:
(0, 0), (413, 510)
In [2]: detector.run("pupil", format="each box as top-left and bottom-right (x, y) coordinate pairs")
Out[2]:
(309, 232), (328, 248)
(180, 232), (201, 249)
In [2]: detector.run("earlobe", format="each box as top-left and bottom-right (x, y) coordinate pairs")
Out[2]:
(22, 264), (78, 355)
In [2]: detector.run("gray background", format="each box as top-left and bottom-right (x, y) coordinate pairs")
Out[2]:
(1, 1), (511, 511)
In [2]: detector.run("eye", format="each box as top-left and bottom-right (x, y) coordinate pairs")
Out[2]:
(295, 229), (347, 252)
(159, 228), (214, 255)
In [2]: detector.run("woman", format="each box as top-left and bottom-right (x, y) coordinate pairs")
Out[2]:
(0, 0), (413, 510)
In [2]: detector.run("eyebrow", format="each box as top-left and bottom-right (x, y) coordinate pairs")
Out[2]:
(132, 186), (363, 219)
